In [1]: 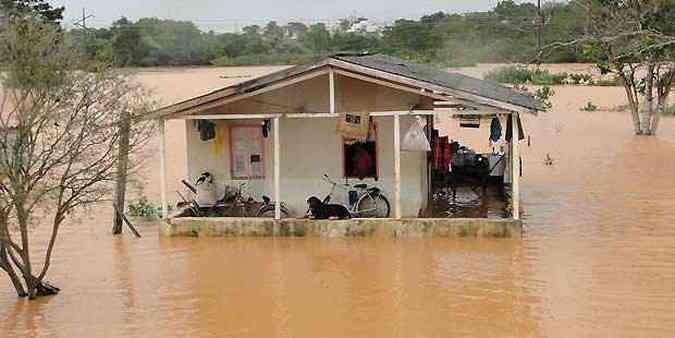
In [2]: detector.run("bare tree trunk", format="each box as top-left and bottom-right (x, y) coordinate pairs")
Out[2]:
(14, 206), (37, 298)
(621, 80), (642, 135)
(112, 111), (131, 235)
(643, 64), (655, 135)
(0, 244), (27, 297)
(652, 69), (674, 136)
(653, 97), (665, 135)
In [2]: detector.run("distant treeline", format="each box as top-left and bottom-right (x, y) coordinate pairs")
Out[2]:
(68, 0), (594, 67)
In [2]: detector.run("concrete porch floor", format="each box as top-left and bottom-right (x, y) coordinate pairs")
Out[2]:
(161, 217), (522, 238)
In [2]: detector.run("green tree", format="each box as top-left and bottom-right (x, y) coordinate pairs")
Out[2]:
(544, 0), (675, 135)
(0, 0), (63, 24)
(301, 23), (331, 52)
(111, 17), (145, 66)
(135, 18), (210, 66)
(285, 22), (308, 40)
(263, 21), (285, 50)
(382, 19), (443, 60)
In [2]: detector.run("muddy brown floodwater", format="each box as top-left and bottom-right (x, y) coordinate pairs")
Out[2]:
(2, 67), (675, 338)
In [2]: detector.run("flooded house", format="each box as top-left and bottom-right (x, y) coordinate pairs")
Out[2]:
(148, 54), (542, 238)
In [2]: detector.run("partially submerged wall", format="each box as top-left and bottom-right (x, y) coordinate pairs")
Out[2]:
(161, 217), (522, 239)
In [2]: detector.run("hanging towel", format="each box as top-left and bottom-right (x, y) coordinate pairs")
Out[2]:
(490, 117), (502, 143)
(506, 115), (525, 142)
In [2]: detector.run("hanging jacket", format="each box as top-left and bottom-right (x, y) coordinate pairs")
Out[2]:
(490, 117), (502, 143)
(196, 120), (216, 141)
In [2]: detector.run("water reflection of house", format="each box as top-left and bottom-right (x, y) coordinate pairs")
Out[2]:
(147, 54), (541, 234)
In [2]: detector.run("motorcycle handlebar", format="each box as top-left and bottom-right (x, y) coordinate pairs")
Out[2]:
(322, 174), (338, 186)
(181, 179), (197, 194)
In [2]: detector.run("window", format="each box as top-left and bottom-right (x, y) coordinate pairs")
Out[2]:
(344, 141), (378, 180)
(230, 126), (265, 179)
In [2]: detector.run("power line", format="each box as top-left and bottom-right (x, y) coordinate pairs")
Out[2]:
(72, 8), (94, 30)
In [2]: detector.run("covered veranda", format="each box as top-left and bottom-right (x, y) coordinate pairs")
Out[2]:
(147, 54), (541, 237)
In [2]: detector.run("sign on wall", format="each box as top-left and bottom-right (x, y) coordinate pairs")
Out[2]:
(230, 126), (264, 179)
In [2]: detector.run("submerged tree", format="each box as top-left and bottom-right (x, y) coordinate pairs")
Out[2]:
(0, 17), (155, 299)
(542, 0), (675, 135)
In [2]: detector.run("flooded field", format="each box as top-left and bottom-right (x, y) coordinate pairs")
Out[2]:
(2, 65), (675, 337)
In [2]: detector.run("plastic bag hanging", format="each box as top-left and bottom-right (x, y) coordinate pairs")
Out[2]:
(402, 116), (431, 152)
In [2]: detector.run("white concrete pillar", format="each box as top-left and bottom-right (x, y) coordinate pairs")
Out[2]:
(159, 118), (168, 219)
(394, 113), (402, 219)
(329, 67), (336, 114)
(511, 113), (520, 220)
(273, 117), (281, 220)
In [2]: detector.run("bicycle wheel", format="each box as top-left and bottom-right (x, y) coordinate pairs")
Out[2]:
(257, 205), (290, 218)
(355, 193), (391, 218)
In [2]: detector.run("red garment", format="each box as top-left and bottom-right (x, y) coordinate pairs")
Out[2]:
(432, 136), (451, 171)
(353, 148), (373, 179)
(441, 140), (451, 171)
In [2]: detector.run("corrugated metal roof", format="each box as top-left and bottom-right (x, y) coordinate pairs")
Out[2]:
(332, 54), (542, 111)
(150, 53), (543, 119)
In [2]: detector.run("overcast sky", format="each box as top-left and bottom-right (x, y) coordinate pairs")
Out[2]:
(52, 0), (537, 32)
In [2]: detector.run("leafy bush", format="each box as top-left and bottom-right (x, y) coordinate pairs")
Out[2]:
(212, 53), (325, 66)
(485, 66), (569, 85)
(581, 102), (598, 112)
(593, 78), (620, 86)
(128, 197), (163, 219)
(531, 71), (568, 86)
(485, 65), (534, 84)
(534, 86), (556, 109)
(485, 66), (618, 87)
(663, 105), (675, 116)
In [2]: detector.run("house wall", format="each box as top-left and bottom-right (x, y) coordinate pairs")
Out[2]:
(185, 116), (428, 217)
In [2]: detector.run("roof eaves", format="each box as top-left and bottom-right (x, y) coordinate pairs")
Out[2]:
(147, 58), (332, 120)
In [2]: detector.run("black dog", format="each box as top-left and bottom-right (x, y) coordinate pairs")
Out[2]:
(306, 196), (351, 220)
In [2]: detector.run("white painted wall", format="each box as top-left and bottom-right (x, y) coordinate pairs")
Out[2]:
(185, 116), (428, 217)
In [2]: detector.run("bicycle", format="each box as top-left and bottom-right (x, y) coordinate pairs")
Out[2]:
(177, 177), (290, 218)
(317, 174), (390, 218)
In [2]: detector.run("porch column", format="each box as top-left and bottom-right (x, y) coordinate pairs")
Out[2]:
(329, 67), (336, 114)
(159, 118), (168, 219)
(394, 113), (402, 219)
(273, 116), (281, 220)
(511, 113), (520, 220)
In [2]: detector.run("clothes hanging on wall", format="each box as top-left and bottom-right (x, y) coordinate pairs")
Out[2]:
(490, 117), (502, 143)
(505, 115), (526, 142)
(432, 135), (452, 171)
(366, 117), (377, 142)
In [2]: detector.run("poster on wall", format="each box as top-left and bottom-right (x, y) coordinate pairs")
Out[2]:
(230, 126), (264, 179)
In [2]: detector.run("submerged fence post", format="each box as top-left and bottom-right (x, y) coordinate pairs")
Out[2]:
(159, 118), (168, 219)
(113, 111), (131, 235)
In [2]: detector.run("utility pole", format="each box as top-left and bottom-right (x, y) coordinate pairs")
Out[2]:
(537, 0), (542, 52)
(73, 8), (94, 30)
